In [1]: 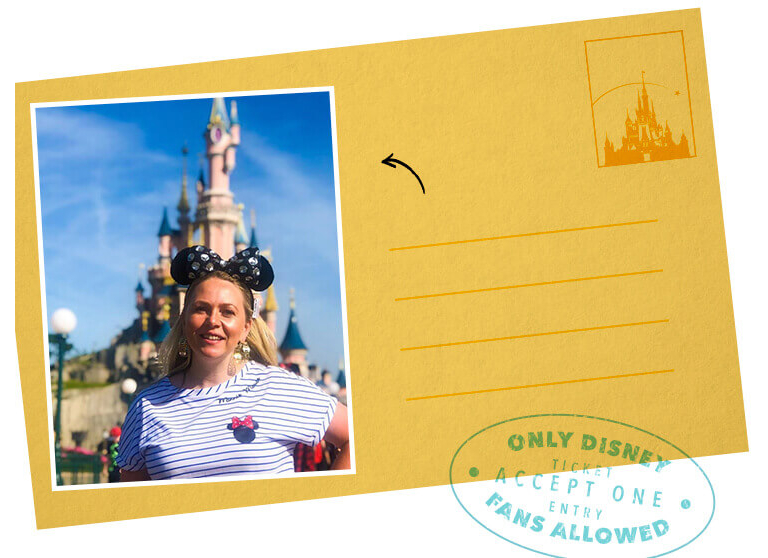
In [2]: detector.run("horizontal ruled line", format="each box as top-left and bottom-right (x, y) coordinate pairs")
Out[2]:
(400, 319), (669, 351)
(389, 219), (658, 251)
(584, 30), (683, 44)
(394, 269), (663, 301)
(405, 368), (675, 401)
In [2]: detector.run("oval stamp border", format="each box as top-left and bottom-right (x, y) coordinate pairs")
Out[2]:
(448, 413), (716, 558)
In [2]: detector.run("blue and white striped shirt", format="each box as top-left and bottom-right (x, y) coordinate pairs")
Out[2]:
(116, 361), (337, 479)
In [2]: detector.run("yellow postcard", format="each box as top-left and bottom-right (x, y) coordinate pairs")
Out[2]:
(15, 8), (746, 531)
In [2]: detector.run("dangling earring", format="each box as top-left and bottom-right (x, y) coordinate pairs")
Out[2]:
(234, 341), (250, 361)
(178, 336), (189, 358)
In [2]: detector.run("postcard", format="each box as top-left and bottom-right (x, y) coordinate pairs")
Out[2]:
(15, 8), (747, 547)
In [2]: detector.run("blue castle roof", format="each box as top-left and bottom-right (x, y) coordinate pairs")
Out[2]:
(279, 307), (308, 352)
(235, 224), (248, 245)
(152, 320), (171, 344)
(157, 207), (173, 237)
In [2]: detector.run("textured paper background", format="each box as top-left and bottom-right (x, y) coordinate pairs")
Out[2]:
(15, 8), (746, 528)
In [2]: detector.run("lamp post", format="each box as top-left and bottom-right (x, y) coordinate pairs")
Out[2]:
(50, 308), (77, 486)
(121, 377), (138, 403)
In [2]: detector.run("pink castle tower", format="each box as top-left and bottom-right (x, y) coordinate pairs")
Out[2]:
(196, 98), (241, 259)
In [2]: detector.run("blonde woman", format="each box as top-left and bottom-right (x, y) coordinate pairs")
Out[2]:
(117, 246), (349, 481)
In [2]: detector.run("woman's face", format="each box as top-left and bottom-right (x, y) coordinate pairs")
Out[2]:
(183, 277), (250, 364)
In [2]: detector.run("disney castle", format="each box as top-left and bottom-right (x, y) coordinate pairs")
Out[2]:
(603, 73), (691, 166)
(108, 98), (316, 379)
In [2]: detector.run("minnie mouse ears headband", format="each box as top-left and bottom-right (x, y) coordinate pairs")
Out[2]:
(171, 245), (274, 292)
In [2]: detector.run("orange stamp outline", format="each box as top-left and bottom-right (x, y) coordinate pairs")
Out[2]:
(585, 30), (697, 168)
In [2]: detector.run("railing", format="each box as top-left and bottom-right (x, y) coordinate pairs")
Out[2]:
(56, 451), (103, 485)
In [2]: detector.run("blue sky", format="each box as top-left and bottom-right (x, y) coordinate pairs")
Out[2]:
(35, 91), (345, 374)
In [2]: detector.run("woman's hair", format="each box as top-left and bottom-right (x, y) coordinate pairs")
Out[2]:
(157, 271), (278, 376)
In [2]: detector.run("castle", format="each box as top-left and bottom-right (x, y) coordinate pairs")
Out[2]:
(603, 73), (691, 166)
(108, 98), (312, 378)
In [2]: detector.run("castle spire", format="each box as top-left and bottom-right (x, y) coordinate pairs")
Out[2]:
(235, 204), (248, 249)
(177, 144), (190, 214)
(249, 208), (259, 248)
(208, 97), (231, 130)
(157, 207), (172, 237)
(197, 167), (205, 186)
(230, 100), (239, 126)
(640, 71), (649, 112)
(280, 288), (308, 354)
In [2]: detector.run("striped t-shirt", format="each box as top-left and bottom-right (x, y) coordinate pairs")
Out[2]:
(116, 361), (337, 479)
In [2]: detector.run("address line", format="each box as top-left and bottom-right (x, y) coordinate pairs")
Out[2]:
(389, 218), (658, 252)
(395, 268), (663, 301)
(405, 368), (674, 402)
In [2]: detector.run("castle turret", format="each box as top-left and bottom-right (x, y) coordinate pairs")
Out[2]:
(196, 167), (205, 203)
(249, 209), (259, 249)
(196, 97), (240, 259)
(177, 145), (192, 248)
(135, 281), (145, 309)
(229, 100), (240, 148)
(641, 71), (649, 113)
(279, 289), (308, 368)
(139, 310), (153, 362)
(157, 207), (173, 262)
(235, 204), (249, 253)
(259, 245), (278, 333)
(263, 283), (279, 334)
(152, 302), (172, 345)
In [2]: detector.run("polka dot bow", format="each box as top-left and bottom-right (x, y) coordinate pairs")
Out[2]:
(171, 245), (274, 291)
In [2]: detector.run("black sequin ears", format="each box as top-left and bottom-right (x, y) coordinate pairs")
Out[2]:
(171, 245), (274, 291)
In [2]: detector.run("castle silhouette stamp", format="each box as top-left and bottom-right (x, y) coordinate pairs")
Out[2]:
(585, 31), (696, 167)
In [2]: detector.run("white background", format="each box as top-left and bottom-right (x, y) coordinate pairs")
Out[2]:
(4, 1), (766, 555)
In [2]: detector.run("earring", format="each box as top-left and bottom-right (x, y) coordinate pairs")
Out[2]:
(234, 341), (250, 361)
(178, 336), (189, 358)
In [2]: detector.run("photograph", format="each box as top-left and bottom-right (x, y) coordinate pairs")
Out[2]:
(33, 89), (351, 486)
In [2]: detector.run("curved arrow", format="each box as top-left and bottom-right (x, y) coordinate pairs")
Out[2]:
(382, 153), (425, 194)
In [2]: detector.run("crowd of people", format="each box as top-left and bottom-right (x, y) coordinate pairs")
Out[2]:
(277, 363), (348, 472)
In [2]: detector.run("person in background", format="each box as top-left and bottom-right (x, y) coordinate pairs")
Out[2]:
(317, 369), (340, 396)
(107, 426), (121, 483)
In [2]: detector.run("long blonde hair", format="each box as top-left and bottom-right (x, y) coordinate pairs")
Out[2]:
(157, 271), (278, 376)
